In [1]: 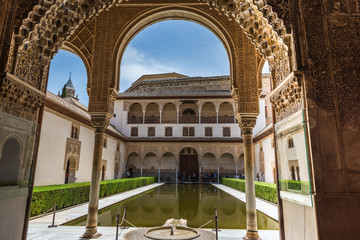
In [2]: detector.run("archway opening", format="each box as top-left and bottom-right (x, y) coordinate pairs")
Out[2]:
(179, 147), (198, 182)
(0, 138), (21, 185)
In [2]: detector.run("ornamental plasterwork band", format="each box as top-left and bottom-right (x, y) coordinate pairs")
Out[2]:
(13, 0), (288, 85)
(269, 71), (304, 122)
(0, 73), (45, 122)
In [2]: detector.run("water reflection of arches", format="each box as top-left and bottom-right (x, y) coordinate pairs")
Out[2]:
(179, 147), (199, 182)
(0, 137), (22, 185)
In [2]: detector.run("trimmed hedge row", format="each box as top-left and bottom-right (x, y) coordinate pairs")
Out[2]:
(31, 177), (156, 217)
(220, 178), (278, 204)
(279, 180), (310, 195)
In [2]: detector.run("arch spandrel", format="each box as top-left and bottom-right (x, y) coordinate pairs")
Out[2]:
(7, 0), (291, 122)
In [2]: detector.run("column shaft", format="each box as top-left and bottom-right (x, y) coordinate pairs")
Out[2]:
(83, 127), (105, 238)
(158, 165), (160, 182)
(243, 133), (260, 240)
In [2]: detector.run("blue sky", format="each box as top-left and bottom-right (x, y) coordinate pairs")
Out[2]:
(48, 20), (268, 106)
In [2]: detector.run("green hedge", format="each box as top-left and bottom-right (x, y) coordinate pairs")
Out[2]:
(220, 178), (278, 204)
(31, 177), (156, 217)
(279, 180), (310, 195)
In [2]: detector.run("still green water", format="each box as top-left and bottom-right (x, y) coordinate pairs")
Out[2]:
(65, 184), (278, 229)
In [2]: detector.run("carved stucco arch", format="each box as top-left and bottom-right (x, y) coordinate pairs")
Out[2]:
(112, 6), (236, 94)
(61, 42), (92, 91)
(12, 0), (289, 93)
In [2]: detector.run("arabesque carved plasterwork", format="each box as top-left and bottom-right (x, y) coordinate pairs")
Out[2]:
(0, 73), (45, 122)
(270, 71), (304, 122)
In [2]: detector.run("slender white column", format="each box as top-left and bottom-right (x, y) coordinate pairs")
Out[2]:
(238, 115), (260, 240)
(199, 165), (202, 182)
(159, 111), (162, 124)
(140, 162), (143, 177)
(236, 163), (238, 175)
(217, 165), (220, 183)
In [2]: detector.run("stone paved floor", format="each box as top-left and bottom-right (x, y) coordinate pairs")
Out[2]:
(27, 183), (280, 240)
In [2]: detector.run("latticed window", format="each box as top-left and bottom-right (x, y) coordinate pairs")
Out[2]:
(131, 127), (138, 137)
(148, 127), (155, 137)
(103, 138), (107, 148)
(205, 127), (212, 137)
(182, 127), (188, 136)
(71, 124), (80, 139)
(189, 127), (195, 136)
(165, 127), (172, 137)
(288, 137), (294, 148)
(223, 127), (231, 137)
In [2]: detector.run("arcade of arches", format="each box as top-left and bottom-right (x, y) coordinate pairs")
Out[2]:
(0, 1), (359, 240)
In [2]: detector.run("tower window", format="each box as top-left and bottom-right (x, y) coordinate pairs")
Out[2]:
(288, 137), (294, 148)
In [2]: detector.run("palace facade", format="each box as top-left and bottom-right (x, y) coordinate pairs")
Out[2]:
(35, 72), (276, 186)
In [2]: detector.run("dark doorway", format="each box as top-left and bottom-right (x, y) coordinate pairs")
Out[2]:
(101, 165), (106, 181)
(179, 147), (199, 182)
(128, 167), (134, 178)
(65, 157), (76, 184)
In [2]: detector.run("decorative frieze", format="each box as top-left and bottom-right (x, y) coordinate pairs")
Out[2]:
(0, 73), (45, 122)
(269, 71), (304, 122)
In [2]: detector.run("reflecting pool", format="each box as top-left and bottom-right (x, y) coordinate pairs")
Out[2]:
(65, 184), (278, 230)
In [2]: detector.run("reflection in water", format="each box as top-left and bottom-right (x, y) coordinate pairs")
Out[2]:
(66, 184), (278, 230)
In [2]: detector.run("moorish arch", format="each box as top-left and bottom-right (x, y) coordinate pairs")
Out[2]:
(1, 1), (294, 240)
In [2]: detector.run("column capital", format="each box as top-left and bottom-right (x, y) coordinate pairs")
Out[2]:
(236, 114), (257, 134)
(90, 113), (112, 130)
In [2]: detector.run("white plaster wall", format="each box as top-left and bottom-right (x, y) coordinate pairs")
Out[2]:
(34, 111), (70, 186)
(253, 99), (266, 135)
(283, 200), (318, 240)
(101, 137), (118, 180)
(254, 142), (261, 175)
(119, 142), (126, 177)
(111, 101), (124, 132)
(75, 125), (94, 183)
(263, 136), (275, 183)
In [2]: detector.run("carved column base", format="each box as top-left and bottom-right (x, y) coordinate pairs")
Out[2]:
(243, 230), (261, 240)
(82, 227), (102, 239)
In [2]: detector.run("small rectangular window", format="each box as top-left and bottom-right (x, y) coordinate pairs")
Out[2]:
(223, 127), (231, 137)
(189, 127), (195, 136)
(148, 127), (155, 137)
(165, 127), (172, 137)
(103, 137), (107, 148)
(131, 127), (138, 137)
(183, 127), (189, 136)
(205, 127), (212, 137)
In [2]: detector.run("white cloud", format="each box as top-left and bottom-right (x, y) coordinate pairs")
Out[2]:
(119, 46), (178, 91)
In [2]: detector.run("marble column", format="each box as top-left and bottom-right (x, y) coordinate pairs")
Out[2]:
(140, 162), (143, 177)
(238, 115), (260, 240)
(217, 164), (220, 183)
(83, 115), (110, 238)
(236, 163), (238, 175)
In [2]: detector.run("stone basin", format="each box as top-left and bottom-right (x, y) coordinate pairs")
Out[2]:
(143, 226), (201, 240)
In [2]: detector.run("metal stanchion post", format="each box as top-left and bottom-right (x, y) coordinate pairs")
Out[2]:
(215, 208), (218, 240)
(121, 206), (129, 229)
(48, 205), (57, 228)
(115, 213), (120, 240)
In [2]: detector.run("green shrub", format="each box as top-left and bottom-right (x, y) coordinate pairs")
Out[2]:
(220, 178), (278, 204)
(279, 180), (310, 195)
(31, 177), (156, 217)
